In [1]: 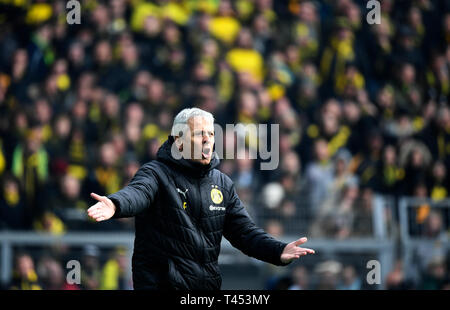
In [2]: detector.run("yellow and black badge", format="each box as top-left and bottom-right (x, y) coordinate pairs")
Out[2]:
(210, 187), (223, 204)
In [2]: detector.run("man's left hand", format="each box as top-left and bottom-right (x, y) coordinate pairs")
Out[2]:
(280, 237), (315, 264)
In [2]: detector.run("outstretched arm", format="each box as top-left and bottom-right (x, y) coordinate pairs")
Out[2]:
(223, 183), (314, 266)
(87, 162), (159, 221)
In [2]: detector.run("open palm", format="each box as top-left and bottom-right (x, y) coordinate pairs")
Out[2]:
(87, 193), (116, 222)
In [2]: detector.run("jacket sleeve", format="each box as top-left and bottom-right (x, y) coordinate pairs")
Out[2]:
(223, 182), (289, 266)
(107, 162), (159, 218)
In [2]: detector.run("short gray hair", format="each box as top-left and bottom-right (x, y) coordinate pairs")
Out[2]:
(171, 108), (214, 137)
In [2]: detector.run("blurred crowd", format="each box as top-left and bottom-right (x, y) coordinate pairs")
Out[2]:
(265, 257), (450, 290)
(1, 0), (450, 289)
(4, 244), (131, 290)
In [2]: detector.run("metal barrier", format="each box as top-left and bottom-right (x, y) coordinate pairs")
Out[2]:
(3, 196), (450, 289)
(0, 194), (404, 289)
(0, 231), (135, 288)
(0, 231), (395, 289)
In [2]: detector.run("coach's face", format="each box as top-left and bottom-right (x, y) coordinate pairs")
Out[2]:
(183, 116), (215, 165)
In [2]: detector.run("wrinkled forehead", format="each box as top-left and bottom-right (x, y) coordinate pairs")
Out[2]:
(187, 116), (214, 131)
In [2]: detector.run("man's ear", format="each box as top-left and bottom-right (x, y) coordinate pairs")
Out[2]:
(174, 136), (183, 151)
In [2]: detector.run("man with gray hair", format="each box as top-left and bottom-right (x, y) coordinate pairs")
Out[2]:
(87, 107), (314, 290)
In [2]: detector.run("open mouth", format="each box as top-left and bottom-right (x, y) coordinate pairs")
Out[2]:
(202, 146), (211, 159)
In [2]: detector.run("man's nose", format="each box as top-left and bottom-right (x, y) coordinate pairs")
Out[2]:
(203, 133), (214, 144)
(203, 134), (210, 143)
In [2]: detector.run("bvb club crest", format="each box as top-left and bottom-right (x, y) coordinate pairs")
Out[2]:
(210, 188), (223, 204)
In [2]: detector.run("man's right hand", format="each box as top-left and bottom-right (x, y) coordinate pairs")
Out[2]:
(87, 193), (116, 222)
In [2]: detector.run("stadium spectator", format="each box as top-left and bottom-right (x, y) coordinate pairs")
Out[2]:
(303, 139), (334, 217)
(373, 144), (402, 195)
(80, 244), (102, 290)
(49, 172), (89, 230)
(428, 160), (449, 200)
(310, 177), (359, 239)
(37, 255), (80, 290)
(385, 259), (416, 290)
(398, 140), (432, 196)
(415, 210), (448, 272)
(314, 260), (342, 290)
(46, 113), (72, 177)
(0, 174), (27, 230)
(85, 142), (122, 197)
(9, 252), (41, 290)
(100, 246), (130, 290)
(337, 265), (362, 290)
(11, 125), (49, 228)
(352, 187), (375, 237)
(288, 265), (310, 290)
(420, 255), (448, 290)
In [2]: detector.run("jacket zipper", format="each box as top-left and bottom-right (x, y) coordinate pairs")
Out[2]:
(196, 178), (206, 289)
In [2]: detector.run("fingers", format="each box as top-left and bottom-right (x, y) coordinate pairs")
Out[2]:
(287, 251), (309, 261)
(87, 202), (101, 215)
(90, 192), (105, 202)
(293, 237), (308, 246)
(299, 247), (315, 254)
(87, 203), (97, 214)
(93, 214), (105, 222)
(293, 248), (315, 256)
(87, 202), (106, 221)
(88, 208), (106, 221)
(291, 237), (316, 254)
(291, 249), (315, 260)
(295, 252), (308, 259)
(303, 249), (316, 254)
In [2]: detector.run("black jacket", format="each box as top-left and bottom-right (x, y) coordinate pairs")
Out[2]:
(108, 137), (288, 290)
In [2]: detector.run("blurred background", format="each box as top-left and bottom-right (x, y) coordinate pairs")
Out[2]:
(1, 0), (450, 290)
